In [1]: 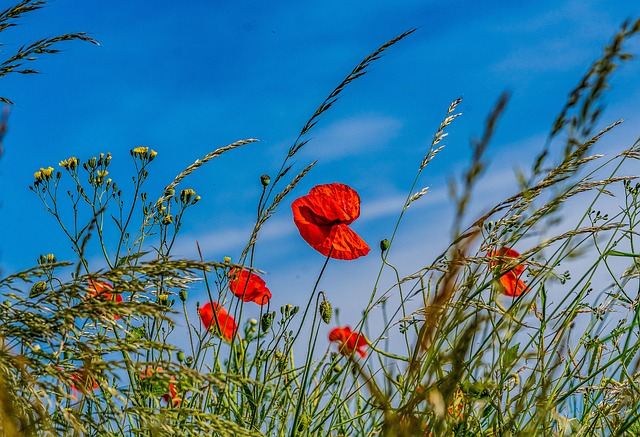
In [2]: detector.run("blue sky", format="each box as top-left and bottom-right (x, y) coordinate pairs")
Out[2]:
(2, 0), (640, 331)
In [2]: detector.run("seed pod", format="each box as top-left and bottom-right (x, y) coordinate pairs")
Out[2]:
(261, 312), (275, 332)
(319, 300), (332, 324)
(30, 281), (48, 298)
(179, 289), (188, 302)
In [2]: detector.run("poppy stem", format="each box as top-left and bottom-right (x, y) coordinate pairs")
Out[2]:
(290, 250), (332, 436)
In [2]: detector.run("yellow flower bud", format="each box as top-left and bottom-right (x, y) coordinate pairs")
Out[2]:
(132, 146), (149, 158)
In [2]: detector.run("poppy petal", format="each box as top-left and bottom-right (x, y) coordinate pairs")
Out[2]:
(499, 274), (528, 297)
(87, 280), (123, 319)
(488, 247), (529, 297)
(229, 269), (272, 306)
(292, 204), (335, 252)
(198, 301), (238, 341)
(308, 183), (361, 222)
(292, 183), (369, 260)
(330, 225), (370, 260)
(329, 325), (368, 358)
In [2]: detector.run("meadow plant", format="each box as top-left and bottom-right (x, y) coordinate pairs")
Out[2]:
(0, 0), (98, 105)
(2, 2), (640, 435)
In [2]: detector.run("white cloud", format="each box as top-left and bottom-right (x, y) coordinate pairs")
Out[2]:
(300, 113), (402, 161)
(171, 215), (298, 260)
(492, 0), (604, 34)
(489, 0), (620, 74)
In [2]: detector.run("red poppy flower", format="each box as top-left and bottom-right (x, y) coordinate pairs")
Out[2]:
(487, 247), (529, 297)
(329, 326), (368, 358)
(87, 279), (123, 319)
(198, 301), (237, 341)
(139, 367), (181, 407)
(292, 183), (370, 260)
(229, 269), (272, 306)
(163, 380), (181, 407)
(67, 369), (99, 399)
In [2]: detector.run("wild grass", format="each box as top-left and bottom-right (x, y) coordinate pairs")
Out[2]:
(2, 2), (640, 436)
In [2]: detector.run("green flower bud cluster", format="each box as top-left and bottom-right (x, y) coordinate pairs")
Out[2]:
(281, 304), (299, 319)
(38, 253), (56, 264)
(131, 146), (157, 162)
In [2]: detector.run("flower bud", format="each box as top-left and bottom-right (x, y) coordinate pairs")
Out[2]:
(177, 351), (185, 362)
(319, 300), (332, 324)
(274, 350), (287, 372)
(30, 281), (48, 298)
(180, 188), (195, 204)
(380, 239), (390, 252)
(185, 356), (193, 367)
(179, 289), (187, 302)
(59, 157), (79, 170)
(260, 174), (271, 187)
(261, 312), (274, 332)
(223, 256), (231, 264)
(40, 167), (54, 180)
(132, 146), (148, 158)
(281, 304), (293, 317)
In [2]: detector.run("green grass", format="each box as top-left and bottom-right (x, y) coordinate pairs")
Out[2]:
(2, 2), (640, 435)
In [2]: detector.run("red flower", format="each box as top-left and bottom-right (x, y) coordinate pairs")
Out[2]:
(163, 380), (181, 407)
(139, 367), (181, 407)
(198, 301), (237, 341)
(66, 368), (99, 399)
(229, 269), (272, 306)
(87, 280), (123, 319)
(487, 247), (529, 297)
(292, 183), (370, 260)
(329, 326), (368, 358)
